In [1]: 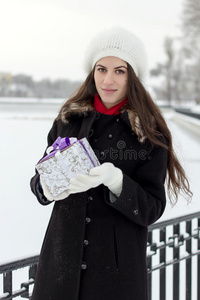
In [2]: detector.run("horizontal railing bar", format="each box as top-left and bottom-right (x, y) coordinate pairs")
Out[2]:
(21, 278), (34, 287)
(147, 232), (199, 256)
(0, 255), (39, 274)
(149, 211), (200, 231)
(0, 287), (27, 300)
(180, 232), (199, 242)
(11, 287), (27, 298)
(0, 279), (35, 300)
(148, 250), (200, 273)
(147, 240), (177, 253)
(0, 293), (10, 300)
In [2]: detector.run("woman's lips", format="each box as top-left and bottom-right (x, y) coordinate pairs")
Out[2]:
(102, 88), (117, 94)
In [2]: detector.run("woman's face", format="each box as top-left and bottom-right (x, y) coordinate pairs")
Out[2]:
(94, 56), (128, 109)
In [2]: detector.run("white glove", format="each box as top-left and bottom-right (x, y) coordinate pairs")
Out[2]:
(68, 162), (123, 197)
(40, 177), (70, 201)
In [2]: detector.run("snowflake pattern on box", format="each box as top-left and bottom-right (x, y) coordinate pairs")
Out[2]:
(36, 138), (100, 197)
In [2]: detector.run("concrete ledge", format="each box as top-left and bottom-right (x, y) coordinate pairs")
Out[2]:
(172, 112), (200, 137)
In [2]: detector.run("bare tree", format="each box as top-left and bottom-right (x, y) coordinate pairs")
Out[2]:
(182, 0), (200, 43)
(151, 0), (200, 105)
(181, 0), (200, 103)
(150, 37), (178, 104)
(164, 37), (175, 102)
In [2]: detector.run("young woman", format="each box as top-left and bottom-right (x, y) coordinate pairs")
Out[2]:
(30, 27), (192, 300)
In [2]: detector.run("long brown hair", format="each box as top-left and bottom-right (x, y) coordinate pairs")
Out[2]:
(125, 65), (192, 204)
(57, 64), (192, 205)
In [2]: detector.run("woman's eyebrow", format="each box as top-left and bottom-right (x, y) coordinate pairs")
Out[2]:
(96, 64), (106, 68)
(114, 66), (128, 69)
(96, 64), (127, 69)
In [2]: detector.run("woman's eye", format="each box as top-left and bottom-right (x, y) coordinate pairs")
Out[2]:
(98, 68), (106, 72)
(116, 69), (125, 74)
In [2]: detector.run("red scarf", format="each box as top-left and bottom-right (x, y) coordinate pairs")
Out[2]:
(94, 93), (127, 115)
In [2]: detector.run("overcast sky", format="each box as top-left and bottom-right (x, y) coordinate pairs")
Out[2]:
(0, 0), (184, 82)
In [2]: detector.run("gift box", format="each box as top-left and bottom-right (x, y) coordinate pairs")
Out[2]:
(35, 137), (100, 197)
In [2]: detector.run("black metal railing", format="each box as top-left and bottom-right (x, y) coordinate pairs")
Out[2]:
(1, 211), (200, 300)
(147, 211), (200, 300)
(0, 256), (38, 299)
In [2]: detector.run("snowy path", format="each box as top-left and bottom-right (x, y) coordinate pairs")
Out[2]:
(159, 117), (200, 221)
(0, 103), (200, 265)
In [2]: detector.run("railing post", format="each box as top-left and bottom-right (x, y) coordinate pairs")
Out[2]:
(21, 264), (38, 298)
(160, 227), (166, 300)
(173, 223), (180, 300)
(29, 264), (37, 280)
(3, 271), (12, 297)
(186, 220), (192, 300)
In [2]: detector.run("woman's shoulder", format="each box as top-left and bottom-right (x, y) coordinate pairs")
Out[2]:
(55, 113), (84, 126)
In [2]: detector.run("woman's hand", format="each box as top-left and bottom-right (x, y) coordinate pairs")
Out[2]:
(68, 162), (123, 197)
(40, 163), (123, 201)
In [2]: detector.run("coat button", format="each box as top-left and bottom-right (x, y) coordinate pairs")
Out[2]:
(86, 217), (91, 224)
(81, 262), (87, 270)
(116, 118), (120, 122)
(108, 134), (113, 139)
(88, 196), (93, 201)
(84, 239), (89, 246)
(133, 208), (139, 215)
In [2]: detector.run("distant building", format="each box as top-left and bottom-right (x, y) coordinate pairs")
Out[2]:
(0, 72), (12, 84)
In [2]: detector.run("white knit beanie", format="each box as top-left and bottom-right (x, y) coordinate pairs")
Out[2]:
(84, 27), (148, 82)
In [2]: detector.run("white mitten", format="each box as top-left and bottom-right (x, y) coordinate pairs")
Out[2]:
(68, 162), (123, 197)
(40, 177), (70, 201)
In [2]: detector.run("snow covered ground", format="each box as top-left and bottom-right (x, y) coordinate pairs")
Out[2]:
(0, 100), (200, 298)
(0, 101), (63, 265)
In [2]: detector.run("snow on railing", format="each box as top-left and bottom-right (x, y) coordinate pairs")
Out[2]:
(0, 212), (200, 300)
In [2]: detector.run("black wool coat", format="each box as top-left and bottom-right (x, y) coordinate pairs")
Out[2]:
(30, 104), (168, 300)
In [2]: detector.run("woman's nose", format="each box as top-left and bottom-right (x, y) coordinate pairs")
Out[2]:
(103, 72), (114, 84)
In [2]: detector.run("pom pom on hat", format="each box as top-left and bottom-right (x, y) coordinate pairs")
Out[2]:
(84, 27), (148, 81)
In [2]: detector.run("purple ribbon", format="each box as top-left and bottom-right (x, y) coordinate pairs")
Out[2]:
(39, 137), (71, 162)
(39, 137), (95, 167)
(78, 140), (96, 167)
(51, 136), (71, 151)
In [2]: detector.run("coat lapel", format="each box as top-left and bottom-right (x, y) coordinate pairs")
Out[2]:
(78, 112), (97, 140)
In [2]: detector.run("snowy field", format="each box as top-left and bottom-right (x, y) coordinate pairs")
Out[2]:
(0, 100), (64, 264)
(0, 100), (200, 298)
